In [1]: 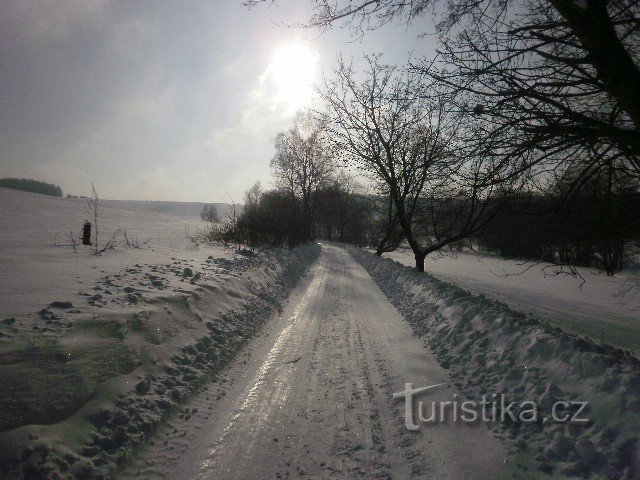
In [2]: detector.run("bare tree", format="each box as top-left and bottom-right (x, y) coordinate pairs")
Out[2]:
(321, 56), (495, 271)
(246, 0), (640, 180)
(239, 181), (263, 250)
(84, 183), (100, 255)
(421, 0), (640, 190)
(271, 112), (334, 243)
(200, 204), (220, 223)
(372, 190), (404, 256)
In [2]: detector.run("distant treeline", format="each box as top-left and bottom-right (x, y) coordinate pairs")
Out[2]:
(0, 178), (63, 197)
(210, 110), (640, 275)
(476, 190), (640, 275)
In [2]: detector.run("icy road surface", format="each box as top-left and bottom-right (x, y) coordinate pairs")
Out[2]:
(128, 244), (505, 479)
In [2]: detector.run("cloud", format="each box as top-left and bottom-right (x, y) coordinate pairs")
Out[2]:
(0, 1), (429, 202)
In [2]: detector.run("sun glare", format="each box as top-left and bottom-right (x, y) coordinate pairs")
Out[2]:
(268, 43), (318, 109)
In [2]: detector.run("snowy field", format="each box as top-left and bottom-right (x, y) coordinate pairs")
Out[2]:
(77, 199), (234, 223)
(352, 247), (640, 479)
(0, 188), (221, 318)
(0, 187), (318, 479)
(383, 248), (640, 355)
(2, 188), (639, 479)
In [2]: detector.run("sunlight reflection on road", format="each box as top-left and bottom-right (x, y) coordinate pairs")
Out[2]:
(196, 269), (325, 479)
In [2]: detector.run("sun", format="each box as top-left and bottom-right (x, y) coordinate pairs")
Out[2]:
(267, 43), (319, 109)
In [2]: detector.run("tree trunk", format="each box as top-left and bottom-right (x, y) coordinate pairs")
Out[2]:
(415, 250), (427, 272)
(376, 227), (393, 256)
(303, 200), (315, 243)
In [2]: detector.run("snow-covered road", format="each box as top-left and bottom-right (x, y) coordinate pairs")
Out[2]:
(127, 244), (505, 479)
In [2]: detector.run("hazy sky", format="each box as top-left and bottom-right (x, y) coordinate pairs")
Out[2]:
(0, 1), (434, 202)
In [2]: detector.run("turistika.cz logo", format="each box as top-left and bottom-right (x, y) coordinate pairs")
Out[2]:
(393, 383), (589, 431)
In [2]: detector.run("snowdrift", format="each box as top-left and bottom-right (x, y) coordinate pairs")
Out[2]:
(383, 248), (640, 355)
(0, 227), (319, 479)
(350, 247), (640, 479)
(0, 185), (320, 479)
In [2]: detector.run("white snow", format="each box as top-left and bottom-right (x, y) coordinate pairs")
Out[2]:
(383, 248), (640, 353)
(352, 247), (640, 478)
(0, 187), (215, 318)
(0, 187), (319, 479)
(123, 244), (506, 480)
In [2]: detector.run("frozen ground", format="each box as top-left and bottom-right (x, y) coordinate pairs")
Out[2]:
(0, 188), (317, 479)
(384, 248), (640, 354)
(123, 244), (507, 480)
(352, 247), (640, 479)
(3, 188), (639, 479)
(0, 187), (216, 318)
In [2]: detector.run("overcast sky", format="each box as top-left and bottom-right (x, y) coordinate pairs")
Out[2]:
(0, 1), (434, 202)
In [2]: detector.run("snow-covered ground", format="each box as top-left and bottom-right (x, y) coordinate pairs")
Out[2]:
(0, 188), (216, 318)
(71, 199), (234, 223)
(384, 248), (640, 354)
(352, 247), (640, 479)
(3, 188), (639, 479)
(123, 244), (506, 480)
(0, 187), (318, 479)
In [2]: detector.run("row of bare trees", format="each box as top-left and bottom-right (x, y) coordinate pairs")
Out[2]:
(271, 113), (335, 244)
(226, 180), (376, 250)
(225, 60), (502, 270)
(225, 53), (638, 272)
(241, 0), (640, 275)
(221, 112), (378, 249)
(478, 175), (640, 275)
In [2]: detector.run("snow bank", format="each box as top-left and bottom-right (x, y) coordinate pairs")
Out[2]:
(383, 248), (640, 355)
(0, 240), (320, 480)
(350, 247), (640, 479)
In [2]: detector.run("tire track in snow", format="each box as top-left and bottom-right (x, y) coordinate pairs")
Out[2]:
(196, 266), (327, 479)
(124, 244), (505, 480)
